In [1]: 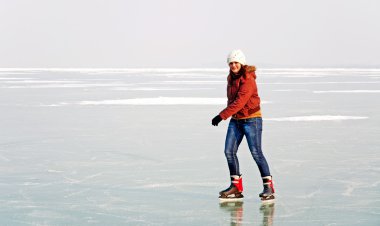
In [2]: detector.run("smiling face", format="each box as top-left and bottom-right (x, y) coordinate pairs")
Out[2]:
(229, 62), (242, 74)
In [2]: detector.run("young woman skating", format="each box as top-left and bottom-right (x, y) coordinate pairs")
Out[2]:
(212, 49), (275, 202)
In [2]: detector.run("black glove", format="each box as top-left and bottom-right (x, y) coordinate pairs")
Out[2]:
(212, 115), (222, 126)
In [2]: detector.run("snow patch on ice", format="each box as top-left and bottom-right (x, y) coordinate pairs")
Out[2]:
(0, 68), (227, 73)
(298, 190), (321, 199)
(0, 154), (11, 162)
(267, 115), (368, 122)
(71, 97), (272, 106)
(78, 97), (227, 105)
(162, 80), (225, 84)
(111, 87), (214, 91)
(0, 77), (35, 79)
(260, 81), (380, 85)
(272, 89), (308, 92)
(63, 173), (103, 184)
(47, 169), (64, 173)
(342, 182), (365, 196)
(3, 83), (130, 89)
(314, 90), (380, 93)
(142, 182), (219, 189)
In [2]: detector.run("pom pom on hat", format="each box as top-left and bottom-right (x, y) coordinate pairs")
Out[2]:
(227, 49), (246, 65)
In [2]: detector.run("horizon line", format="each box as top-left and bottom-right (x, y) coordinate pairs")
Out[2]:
(1, 67), (380, 71)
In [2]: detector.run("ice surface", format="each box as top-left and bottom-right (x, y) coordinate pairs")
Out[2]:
(0, 68), (379, 225)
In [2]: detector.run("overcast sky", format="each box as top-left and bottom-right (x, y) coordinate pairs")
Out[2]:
(0, 0), (379, 68)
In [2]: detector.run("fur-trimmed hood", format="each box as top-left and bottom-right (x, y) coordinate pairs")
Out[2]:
(228, 65), (257, 83)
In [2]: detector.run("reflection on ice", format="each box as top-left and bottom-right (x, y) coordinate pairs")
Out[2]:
(219, 201), (244, 226)
(219, 201), (276, 226)
(260, 203), (275, 226)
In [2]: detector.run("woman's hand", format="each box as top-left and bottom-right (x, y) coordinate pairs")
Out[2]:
(212, 115), (222, 126)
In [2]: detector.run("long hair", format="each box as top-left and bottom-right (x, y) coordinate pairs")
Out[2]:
(228, 65), (257, 83)
(229, 65), (246, 80)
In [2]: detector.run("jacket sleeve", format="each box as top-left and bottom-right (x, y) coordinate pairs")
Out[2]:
(219, 79), (254, 120)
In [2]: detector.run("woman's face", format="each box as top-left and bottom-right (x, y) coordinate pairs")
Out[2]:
(229, 62), (242, 74)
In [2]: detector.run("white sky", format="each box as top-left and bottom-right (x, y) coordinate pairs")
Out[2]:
(0, 0), (379, 68)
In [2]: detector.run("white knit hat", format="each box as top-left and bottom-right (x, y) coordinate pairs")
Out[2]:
(227, 49), (246, 65)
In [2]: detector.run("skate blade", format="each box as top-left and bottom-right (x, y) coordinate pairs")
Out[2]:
(261, 195), (275, 203)
(219, 197), (244, 203)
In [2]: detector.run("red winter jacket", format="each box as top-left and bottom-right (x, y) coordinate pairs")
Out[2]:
(219, 65), (261, 120)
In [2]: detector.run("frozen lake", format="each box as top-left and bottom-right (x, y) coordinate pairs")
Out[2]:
(0, 68), (379, 225)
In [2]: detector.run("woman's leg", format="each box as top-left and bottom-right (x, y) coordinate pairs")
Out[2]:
(243, 118), (271, 177)
(224, 119), (244, 176)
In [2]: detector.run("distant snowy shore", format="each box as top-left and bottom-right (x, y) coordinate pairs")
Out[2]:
(1, 67), (380, 72)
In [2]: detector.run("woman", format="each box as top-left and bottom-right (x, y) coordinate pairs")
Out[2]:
(212, 49), (275, 202)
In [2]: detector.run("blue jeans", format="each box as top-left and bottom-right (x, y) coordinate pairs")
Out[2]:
(224, 117), (271, 177)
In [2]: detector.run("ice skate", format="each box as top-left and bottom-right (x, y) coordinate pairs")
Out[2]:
(219, 175), (244, 202)
(259, 176), (275, 202)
